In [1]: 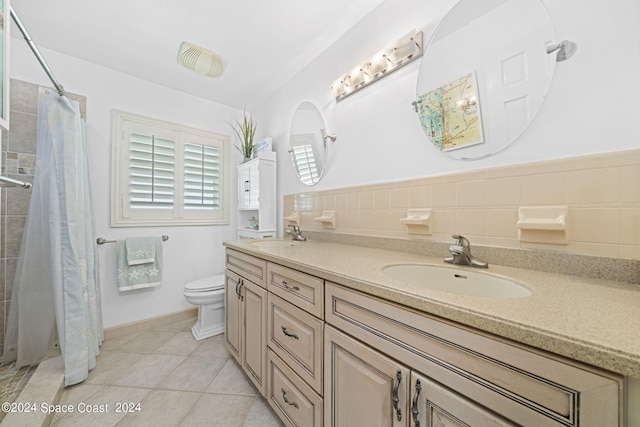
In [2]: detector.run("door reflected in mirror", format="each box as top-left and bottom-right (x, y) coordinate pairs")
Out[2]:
(415, 0), (556, 159)
(289, 101), (333, 186)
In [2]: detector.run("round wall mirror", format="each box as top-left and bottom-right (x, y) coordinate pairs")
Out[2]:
(289, 101), (335, 186)
(415, 0), (556, 159)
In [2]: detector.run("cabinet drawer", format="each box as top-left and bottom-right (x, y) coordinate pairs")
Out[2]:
(226, 248), (267, 287)
(326, 283), (622, 427)
(267, 263), (323, 318)
(267, 349), (323, 427)
(268, 293), (323, 394)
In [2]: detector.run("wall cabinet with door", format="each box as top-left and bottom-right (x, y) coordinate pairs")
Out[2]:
(237, 151), (276, 239)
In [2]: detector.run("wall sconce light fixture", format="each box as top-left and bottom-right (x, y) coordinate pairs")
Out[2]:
(331, 30), (423, 102)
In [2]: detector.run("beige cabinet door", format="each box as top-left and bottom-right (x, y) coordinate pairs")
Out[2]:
(224, 269), (242, 363)
(224, 268), (268, 396)
(410, 371), (516, 427)
(241, 278), (268, 396)
(324, 325), (409, 427)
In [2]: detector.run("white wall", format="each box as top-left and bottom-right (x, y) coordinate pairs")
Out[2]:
(9, 0), (639, 328)
(253, 0), (640, 225)
(10, 40), (243, 329)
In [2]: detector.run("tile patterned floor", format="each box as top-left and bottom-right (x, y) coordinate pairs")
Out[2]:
(50, 318), (284, 427)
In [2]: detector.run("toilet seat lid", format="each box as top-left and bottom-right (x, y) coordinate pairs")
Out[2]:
(184, 274), (225, 292)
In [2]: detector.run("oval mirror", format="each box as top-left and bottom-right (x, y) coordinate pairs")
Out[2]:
(289, 101), (335, 186)
(415, 0), (556, 159)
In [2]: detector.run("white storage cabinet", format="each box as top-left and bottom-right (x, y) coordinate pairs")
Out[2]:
(237, 151), (276, 239)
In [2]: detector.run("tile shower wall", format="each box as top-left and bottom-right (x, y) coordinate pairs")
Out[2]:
(284, 148), (640, 260)
(0, 80), (86, 356)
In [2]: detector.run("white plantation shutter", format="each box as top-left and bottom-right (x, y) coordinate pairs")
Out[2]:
(112, 111), (230, 226)
(129, 132), (175, 209)
(292, 144), (318, 184)
(290, 133), (319, 185)
(184, 143), (220, 210)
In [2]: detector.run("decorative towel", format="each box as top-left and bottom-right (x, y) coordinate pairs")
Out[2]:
(117, 237), (163, 291)
(125, 236), (156, 265)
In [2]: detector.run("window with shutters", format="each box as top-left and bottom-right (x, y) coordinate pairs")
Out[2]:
(290, 133), (320, 185)
(111, 110), (230, 226)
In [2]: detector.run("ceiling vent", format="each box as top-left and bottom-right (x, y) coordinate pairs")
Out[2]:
(177, 42), (227, 77)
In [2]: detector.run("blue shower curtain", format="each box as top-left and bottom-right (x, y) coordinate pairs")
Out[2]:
(3, 90), (103, 386)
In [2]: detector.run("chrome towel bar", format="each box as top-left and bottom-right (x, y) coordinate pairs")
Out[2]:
(96, 235), (169, 245)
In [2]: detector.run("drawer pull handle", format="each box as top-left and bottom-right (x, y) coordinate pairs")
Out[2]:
(392, 370), (402, 421)
(281, 326), (299, 339)
(235, 277), (241, 296)
(235, 277), (243, 301)
(281, 388), (299, 409)
(411, 379), (421, 427)
(282, 280), (300, 291)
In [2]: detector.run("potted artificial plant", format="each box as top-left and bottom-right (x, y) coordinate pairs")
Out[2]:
(228, 108), (257, 162)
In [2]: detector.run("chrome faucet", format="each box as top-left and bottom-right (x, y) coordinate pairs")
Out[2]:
(286, 224), (307, 241)
(444, 234), (488, 268)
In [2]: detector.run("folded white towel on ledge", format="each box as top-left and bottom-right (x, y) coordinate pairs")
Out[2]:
(117, 237), (163, 291)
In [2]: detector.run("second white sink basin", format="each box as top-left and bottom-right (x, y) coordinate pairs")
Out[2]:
(382, 264), (531, 298)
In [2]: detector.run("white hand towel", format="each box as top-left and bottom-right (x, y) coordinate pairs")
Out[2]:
(117, 237), (163, 291)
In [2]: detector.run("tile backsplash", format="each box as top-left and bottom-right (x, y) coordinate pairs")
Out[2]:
(284, 149), (640, 260)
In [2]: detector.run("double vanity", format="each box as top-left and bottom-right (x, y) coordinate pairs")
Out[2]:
(223, 237), (639, 426)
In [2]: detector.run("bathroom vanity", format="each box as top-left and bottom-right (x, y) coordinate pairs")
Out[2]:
(223, 239), (639, 426)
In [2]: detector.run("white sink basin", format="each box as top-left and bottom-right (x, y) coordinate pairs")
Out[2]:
(250, 240), (301, 249)
(382, 264), (531, 298)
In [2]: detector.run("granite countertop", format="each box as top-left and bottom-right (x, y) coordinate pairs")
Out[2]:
(224, 238), (640, 378)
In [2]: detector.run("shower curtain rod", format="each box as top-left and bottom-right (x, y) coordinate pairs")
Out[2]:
(10, 6), (67, 97)
(0, 175), (32, 189)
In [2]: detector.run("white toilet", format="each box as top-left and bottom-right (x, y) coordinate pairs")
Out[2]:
(183, 274), (226, 341)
